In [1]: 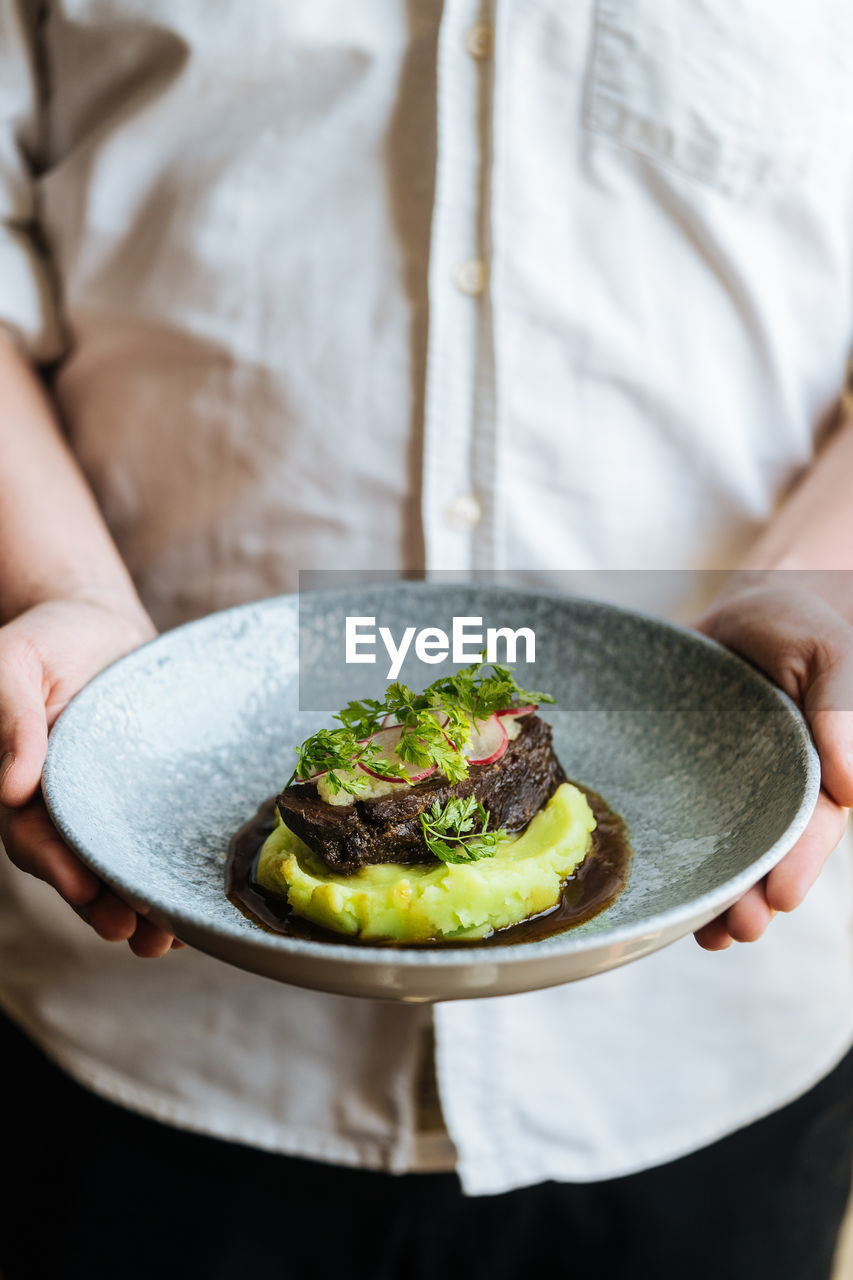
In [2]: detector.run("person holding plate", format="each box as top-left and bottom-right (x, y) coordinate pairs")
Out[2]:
(0, 3), (852, 1277)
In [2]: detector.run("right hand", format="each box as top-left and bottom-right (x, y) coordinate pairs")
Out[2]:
(0, 596), (181, 957)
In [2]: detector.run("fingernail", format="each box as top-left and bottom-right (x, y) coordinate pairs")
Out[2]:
(0, 753), (13, 793)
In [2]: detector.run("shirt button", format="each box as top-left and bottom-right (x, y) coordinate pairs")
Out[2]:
(445, 494), (482, 530)
(465, 23), (493, 60)
(452, 259), (487, 296)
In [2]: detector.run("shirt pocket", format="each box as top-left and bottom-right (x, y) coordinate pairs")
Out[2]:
(582, 0), (853, 201)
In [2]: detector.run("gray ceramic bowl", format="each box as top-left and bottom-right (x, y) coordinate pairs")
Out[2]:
(42, 583), (819, 1002)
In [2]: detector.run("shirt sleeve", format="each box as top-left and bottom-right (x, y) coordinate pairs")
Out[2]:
(0, 0), (65, 364)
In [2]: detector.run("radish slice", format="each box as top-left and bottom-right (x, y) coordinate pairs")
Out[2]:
(496, 704), (537, 718)
(358, 724), (437, 784)
(464, 714), (508, 765)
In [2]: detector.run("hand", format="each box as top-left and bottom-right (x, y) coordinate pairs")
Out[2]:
(691, 579), (853, 949)
(0, 596), (182, 957)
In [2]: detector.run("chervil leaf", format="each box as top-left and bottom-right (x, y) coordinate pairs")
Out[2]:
(422, 656), (555, 721)
(283, 660), (555, 799)
(419, 795), (510, 864)
(333, 698), (386, 739)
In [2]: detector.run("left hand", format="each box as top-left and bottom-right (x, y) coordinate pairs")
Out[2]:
(690, 579), (853, 949)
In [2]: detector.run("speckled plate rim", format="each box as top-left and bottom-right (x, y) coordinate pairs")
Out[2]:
(42, 586), (822, 972)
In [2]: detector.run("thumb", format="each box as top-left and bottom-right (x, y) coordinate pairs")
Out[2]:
(804, 677), (853, 811)
(0, 643), (50, 808)
(695, 586), (853, 809)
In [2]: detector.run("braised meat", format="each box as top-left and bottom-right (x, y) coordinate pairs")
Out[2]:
(276, 713), (566, 873)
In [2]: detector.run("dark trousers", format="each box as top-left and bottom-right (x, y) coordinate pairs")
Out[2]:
(1, 1009), (851, 1280)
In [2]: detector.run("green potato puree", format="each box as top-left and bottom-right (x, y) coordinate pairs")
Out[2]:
(256, 782), (596, 942)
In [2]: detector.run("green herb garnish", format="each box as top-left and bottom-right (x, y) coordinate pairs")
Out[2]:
(421, 659), (555, 723)
(419, 796), (510, 864)
(333, 698), (386, 740)
(284, 657), (555, 792)
(289, 728), (407, 798)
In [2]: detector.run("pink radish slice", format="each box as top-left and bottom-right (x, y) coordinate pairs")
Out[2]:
(496, 703), (537, 718)
(358, 724), (437, 784)
(465, 714), (508, 765)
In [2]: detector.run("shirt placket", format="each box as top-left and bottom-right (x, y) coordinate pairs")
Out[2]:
(421, 0), (497, 573)
(421, 0), (509, 1191)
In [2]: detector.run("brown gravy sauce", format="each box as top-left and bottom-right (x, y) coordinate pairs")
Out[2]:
(226, 782), (632, 948)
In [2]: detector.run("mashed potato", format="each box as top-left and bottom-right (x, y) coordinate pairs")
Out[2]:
(256, 781), (596, 942)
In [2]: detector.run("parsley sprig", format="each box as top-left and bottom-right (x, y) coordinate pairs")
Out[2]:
(419, 796), (510, 864)
(284, 657), (555, 795)
(289, 728), (406, 799)
(422, 660), (555, 723)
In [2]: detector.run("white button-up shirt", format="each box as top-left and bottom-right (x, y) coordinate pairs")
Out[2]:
(2, 0), (853, 1195)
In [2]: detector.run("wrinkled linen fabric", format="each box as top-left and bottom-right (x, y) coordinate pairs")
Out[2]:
(1, 0), (852, 1194)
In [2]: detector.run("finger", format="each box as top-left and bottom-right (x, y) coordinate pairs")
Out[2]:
(1, 795), (181, 953)
(73, 887), (138, 942)
(764, 789), (849, 913)
(694, 591), (853, 807)
(697, 792), (848, 950)
(0, 798), (145, 943)
(694, 888), (775, 949)
(128, 915), (177, 959)
(0, 800), (101, 905)
(694, 916), (734, 951)
(722, 882), (776, 943)
(798, 598), (853, 806)
(695, 884), (777, 949)
(0, 641), (49, 808)
(806, 700), (853, 809)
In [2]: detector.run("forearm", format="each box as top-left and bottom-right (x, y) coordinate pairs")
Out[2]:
(734, 408), (853, 620)
(0, 332), (148, 625)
